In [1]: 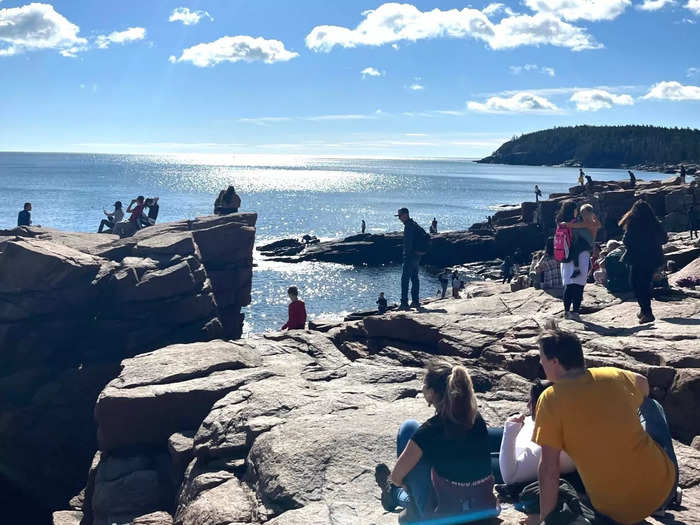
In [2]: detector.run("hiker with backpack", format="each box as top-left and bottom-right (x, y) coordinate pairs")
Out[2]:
(619, 200), (668, 323)
(396, 207), (430, 310)
(554, 201), (590, 320)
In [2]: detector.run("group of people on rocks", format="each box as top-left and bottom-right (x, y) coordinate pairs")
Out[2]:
(374, 323), (680, 524)
(97, 196), (160, 236)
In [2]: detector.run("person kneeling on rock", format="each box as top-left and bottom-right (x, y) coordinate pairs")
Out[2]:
(281, 286), (307, 331)
(374, 362), (500, 523)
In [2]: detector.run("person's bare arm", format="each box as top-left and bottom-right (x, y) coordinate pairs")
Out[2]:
(391, 440), (423, 488)
(538, 445), (561, 521)
(126, 200), (136, 213)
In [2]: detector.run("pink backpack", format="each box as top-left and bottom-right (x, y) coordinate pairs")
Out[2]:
(553, 225), (572, 262)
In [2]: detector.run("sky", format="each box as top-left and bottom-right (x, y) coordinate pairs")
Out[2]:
(1, 0), (700, 157)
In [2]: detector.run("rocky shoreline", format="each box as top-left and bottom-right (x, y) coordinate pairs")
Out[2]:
(257, 178), (700, 275)
(0, 186), (698, 525)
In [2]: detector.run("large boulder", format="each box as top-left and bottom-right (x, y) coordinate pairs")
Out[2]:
(665, 369), (700, 443)
(670, 257), (700, 288)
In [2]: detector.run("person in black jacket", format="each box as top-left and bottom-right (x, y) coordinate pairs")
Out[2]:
(396, 207), (425, 309)
(17, 202), (32, 226)
(619, 200), (668, 323)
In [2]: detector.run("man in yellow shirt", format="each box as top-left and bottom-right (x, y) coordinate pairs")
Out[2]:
(532, 324), (678, 524)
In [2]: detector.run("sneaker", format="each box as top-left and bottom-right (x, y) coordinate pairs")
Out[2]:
(409, 302), (420, 309)
(398, 303), (410, 311)
(673, 487), (683, 508)
(570, 312), (582, 321)
(639, 314), (656, 324)
(637, 310), (643, 319)
(374, 463), (395, 512)
(571, 269), (581, 278)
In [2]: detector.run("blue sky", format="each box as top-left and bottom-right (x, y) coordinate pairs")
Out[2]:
(1, 0), (699, 157)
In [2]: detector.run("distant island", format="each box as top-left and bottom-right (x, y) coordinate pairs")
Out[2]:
(478, 125), (700, 171)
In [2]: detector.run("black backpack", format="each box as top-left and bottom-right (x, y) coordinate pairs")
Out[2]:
(414, 223), (432, 254)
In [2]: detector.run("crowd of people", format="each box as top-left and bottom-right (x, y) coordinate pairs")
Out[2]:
(374, 323), (681, 524)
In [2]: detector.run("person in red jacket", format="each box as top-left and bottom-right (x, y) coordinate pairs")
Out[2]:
(281, 286), (307, 330)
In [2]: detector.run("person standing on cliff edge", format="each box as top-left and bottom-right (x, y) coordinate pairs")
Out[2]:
(281, 286), (307, 330)
(578, 169), (585, 187)
(397, 207), (428, 310)
(534, 185), (543, 203)
(361, 219), (366, 234)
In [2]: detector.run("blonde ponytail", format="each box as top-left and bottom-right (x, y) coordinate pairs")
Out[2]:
(445, 366), (478, 429)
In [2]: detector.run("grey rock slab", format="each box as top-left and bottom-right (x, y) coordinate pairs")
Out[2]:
(52, 511), (83, 525)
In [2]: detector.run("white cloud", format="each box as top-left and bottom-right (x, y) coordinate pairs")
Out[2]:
(408, 83), (424, 90)
(509, 64), (555, 76)
(687, 0), (700, 14)
(570, 89), (634, 110)
(467, 92), (560, 113)
(169, 7), (213, 25)
(0, 3), (87, 57)
(170, 35), (298, 67)
(237, 117), (292, 125)
(643, 81), (700, 100)
(304, 113), (379, 121)
(524, 0), (630, 20)
(687, 67), (700, 77)
(96, 27), (146, 49)
(361, 66), (383, 78)
(638, 0), (675, 10)
(305, 3), (600, 53)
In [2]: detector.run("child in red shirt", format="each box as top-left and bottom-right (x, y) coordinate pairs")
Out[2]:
(281, 286), (307, 330)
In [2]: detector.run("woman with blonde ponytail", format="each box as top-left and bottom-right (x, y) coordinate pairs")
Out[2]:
(374, 361), (500, 523)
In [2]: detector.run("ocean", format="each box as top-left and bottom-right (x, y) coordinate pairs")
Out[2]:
(0, 152), (660, 333)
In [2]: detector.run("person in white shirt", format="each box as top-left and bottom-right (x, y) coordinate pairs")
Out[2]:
(498, 380), (576, 485)
(451, 271), (462, 299)
(98, 201), (124, 233)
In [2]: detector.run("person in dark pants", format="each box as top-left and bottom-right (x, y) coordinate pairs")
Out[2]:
(619, 200), (667, 324)
(628, 170), (637, 186)
(98, 201), (123, 233)
(679, 165), (686, 184)
(361, 219), (366, 234)
(396, 207), (425, 310)
(689, 182), (698, 240)
(376, 292), (388, 314)
(17, 202), (32, 226)
(534, 185), (542, 202)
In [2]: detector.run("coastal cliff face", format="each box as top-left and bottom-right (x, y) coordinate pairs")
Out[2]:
(57, 283), (700, 525)
(258, 179), (700, 268)
(0, 214), (256, 517)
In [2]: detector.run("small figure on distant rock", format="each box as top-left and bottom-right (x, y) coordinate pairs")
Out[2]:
(578, 169), (585, 187)
(438, 270), (450, 299)
(429, 217), (438, 234)
(680, 165), (687, 184)
(451, 271), (462, 299)
(585, 174), (593, 190)
(281, 286), (307, 330)
(17, 202), (32, 227)
(98, 201), (123, 233)
(628, 170), (637, 186)
(501, 255), (514, 284)
(214, 185), (241, 215)
(534, 185), (543, 203)
(376, 292), (388, 314)
(361, 219), (366, 234)
(487, 215), (494, 230)
(688, 182), (698, 240)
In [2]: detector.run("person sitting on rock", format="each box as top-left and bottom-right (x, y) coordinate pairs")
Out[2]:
(113, 196), (145, 237)
(534, 237), (562, 293)
(496, 380), (576, 486)
(281, 286), (307, 331)
(374, 362), (499, 523)
(214, 185), (241, 215)
(429, 218), (438, 234)
(141, 197), (159, 227)
(17, 202), (32, 227)
(376, 292), (388, 314)
(531, 322), (680, 525)
(98, 201), (124, 233)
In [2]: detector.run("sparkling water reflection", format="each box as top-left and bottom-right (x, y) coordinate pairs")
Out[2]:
(0, 153), (663, 333)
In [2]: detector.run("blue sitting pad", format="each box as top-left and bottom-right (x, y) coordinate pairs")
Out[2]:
(407, 505), (501, 525)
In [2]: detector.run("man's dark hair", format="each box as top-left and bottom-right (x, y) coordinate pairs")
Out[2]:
(287, 286), (298, 296)
(538, 322), (585, 370)
(137, 195), (145, 202)
(23, 202), (31, 210)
